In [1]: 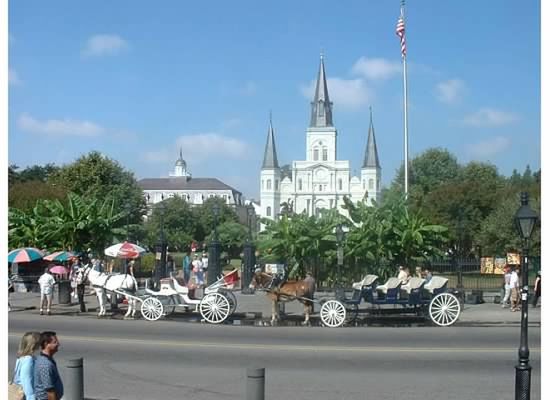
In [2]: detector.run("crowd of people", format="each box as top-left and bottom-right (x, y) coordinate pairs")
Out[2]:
(10, 331), (64, 400)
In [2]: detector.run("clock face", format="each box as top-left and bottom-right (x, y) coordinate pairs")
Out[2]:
(315, 168), (327, 180)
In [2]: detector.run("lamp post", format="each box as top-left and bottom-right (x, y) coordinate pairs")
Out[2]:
(207, 202), (222, 286)
(154, 200), (167, 289)
(513, 191), (538, 400)
(242, 205), (256, 294)
(124, 203), (132, 274)
(335, 224), (345, 300)
(456, 216), (464, 292)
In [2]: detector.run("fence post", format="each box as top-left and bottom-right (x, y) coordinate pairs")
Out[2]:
(65, 358), (84, 400)
(246, 367), (265, 400)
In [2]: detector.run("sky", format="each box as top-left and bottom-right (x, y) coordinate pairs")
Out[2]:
(7, 0), (541, 200)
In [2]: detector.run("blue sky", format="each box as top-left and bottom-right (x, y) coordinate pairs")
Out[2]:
(8, 0), (541, 199)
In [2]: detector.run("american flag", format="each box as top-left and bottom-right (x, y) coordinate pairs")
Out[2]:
(396, 10), (406, 58)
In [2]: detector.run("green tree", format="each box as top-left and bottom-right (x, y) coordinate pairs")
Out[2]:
(9, 181), (68, 211)
(50, 151), (145, 224)
(191, 197), (239, 242)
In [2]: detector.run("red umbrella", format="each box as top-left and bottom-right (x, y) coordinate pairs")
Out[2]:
(49, 265), (69, 275)
(104, 242), (146, 259)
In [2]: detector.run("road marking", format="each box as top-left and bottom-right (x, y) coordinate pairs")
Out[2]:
(8, 333), (540, 353)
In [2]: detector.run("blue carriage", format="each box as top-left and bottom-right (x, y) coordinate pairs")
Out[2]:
(319, 274), (461, 327)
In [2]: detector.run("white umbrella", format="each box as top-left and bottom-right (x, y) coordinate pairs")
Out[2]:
(104, 242), (146, 259)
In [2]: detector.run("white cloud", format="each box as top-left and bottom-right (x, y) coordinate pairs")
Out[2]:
(465, 136), (511, 159)
(463, 108), (520, 127)
(81, 34), (128, 57)
(9, 68), (22, 85)
(17, 113), (105, 137)
(435, 79), (465, 104)
(143, 133), (250, 165)
(301, 78), (372, 111)
(351, 57), (401, 81)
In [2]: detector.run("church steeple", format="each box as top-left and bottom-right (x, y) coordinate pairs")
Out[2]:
(309, 53), (333, 128)
(363, 107), (380, 168)
(261, 113), (279, 169)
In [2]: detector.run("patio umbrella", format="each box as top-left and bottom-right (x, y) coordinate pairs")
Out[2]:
(8, 247), (44, 263)
(104, 242), (146, 259)
(49, 265), (69, 275)
(44, 250), (76, 262)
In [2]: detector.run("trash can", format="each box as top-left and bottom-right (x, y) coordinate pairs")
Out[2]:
(58, 280), (71, 304)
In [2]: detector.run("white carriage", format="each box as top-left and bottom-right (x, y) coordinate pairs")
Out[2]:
(138, 269), (239, 323)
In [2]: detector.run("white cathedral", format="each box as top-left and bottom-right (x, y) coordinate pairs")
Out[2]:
(259, 55), (381, 221)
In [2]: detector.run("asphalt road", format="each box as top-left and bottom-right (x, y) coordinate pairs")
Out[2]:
(8, 312), (541, 400)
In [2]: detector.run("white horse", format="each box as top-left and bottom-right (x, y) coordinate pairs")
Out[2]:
(76, 264), (138, 319)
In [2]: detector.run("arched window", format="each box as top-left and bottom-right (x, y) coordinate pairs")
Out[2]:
(313, 148), (319, 161)
(298, 179), (303, 191)
(275, 180), (279, 190)
(319, 185), (322, 192)
(266, 206), (272, 217)
(338, 179), (342, 191)
(322, 148), (328, 161)
(318, 100), (324, 117)
(267, 179), (272, 190)
(369, 179), (374, 190)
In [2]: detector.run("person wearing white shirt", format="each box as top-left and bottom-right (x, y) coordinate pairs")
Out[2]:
(38, 268), (56, 315)
(509, 268), (520, 312)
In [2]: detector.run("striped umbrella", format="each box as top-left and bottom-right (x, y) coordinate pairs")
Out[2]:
(104, 242), (146, 259)
(44, 251), (76, 262)
(8, 247), (45, 263)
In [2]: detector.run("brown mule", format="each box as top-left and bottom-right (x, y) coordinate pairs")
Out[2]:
(249, 271), (316, 325)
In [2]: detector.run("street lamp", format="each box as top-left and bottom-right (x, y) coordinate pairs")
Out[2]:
(242, 205), (256, 294)
(154, 201), (167, 289)
(207, 202), (222, 285)
(335, 224), (345, 299)
(513, 191), (538, 400)
(456, 216), (465, 291)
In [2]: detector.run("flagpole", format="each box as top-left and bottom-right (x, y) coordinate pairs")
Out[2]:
(401, 0), (409, 197)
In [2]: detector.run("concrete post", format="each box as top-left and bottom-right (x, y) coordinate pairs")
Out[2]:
(246, 367), (265, 400)
(65, 358), (84, 400)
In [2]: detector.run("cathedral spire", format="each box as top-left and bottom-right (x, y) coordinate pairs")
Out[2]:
(262, 113), (279, 169)
(363, 107), (380, 168)
(309, 53), (333, 128)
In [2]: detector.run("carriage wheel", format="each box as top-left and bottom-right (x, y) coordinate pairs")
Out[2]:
(199, 293), (231, 324)
(160, 295), (178, 316)
(141, 297), (164, 321)
(429, 293), (461, 326)
(320, 300), (347, 328)
(222, 291), (237, 314)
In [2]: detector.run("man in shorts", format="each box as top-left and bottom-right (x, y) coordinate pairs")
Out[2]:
(38, 267), (56, 315)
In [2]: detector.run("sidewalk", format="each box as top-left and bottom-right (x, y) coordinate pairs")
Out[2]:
(8, 290), (541, 327)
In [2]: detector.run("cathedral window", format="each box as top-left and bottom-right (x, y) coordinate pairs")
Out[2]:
(275, 180), (279, 190)
(266, 206), (272, 217)
(267, 179), (272, 190)
(318, 101), (324, 117)
(369, 179), (374, 190)
(322, 148), (328, 161)
(319, 185), (322, 192)
(298, 179), (303, 191)
(338, 179), (342, 191)
(313, 148), (319, 161)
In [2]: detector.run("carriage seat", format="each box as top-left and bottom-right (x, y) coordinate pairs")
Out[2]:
(375, 277), (401, 294)
(352, 274), (379, 290)
(172, 277), (189, 294)
(175, 277), (187, 287)
(400, 277), (425, 294)
(423, 276), (448, 294)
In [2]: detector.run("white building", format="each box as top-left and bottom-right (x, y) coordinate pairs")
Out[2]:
(260, 55), (381, 221)
(139, 149), (244, 207)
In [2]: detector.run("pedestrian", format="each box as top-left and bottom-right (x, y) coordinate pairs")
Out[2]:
(415, 266), (422, 279)
(11, 331), (41, 400)
(38, 268), (56, 316)
(532, 271), (541, 308)
(34, 331), (64, 400)
(501, 266), (512, 308)
(510, 267), (520, 312)
(127, 260), (135, 277)
(201, 252), (209, 282)
(182, 251), (191, 284)
(192, 254), (204, 287)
